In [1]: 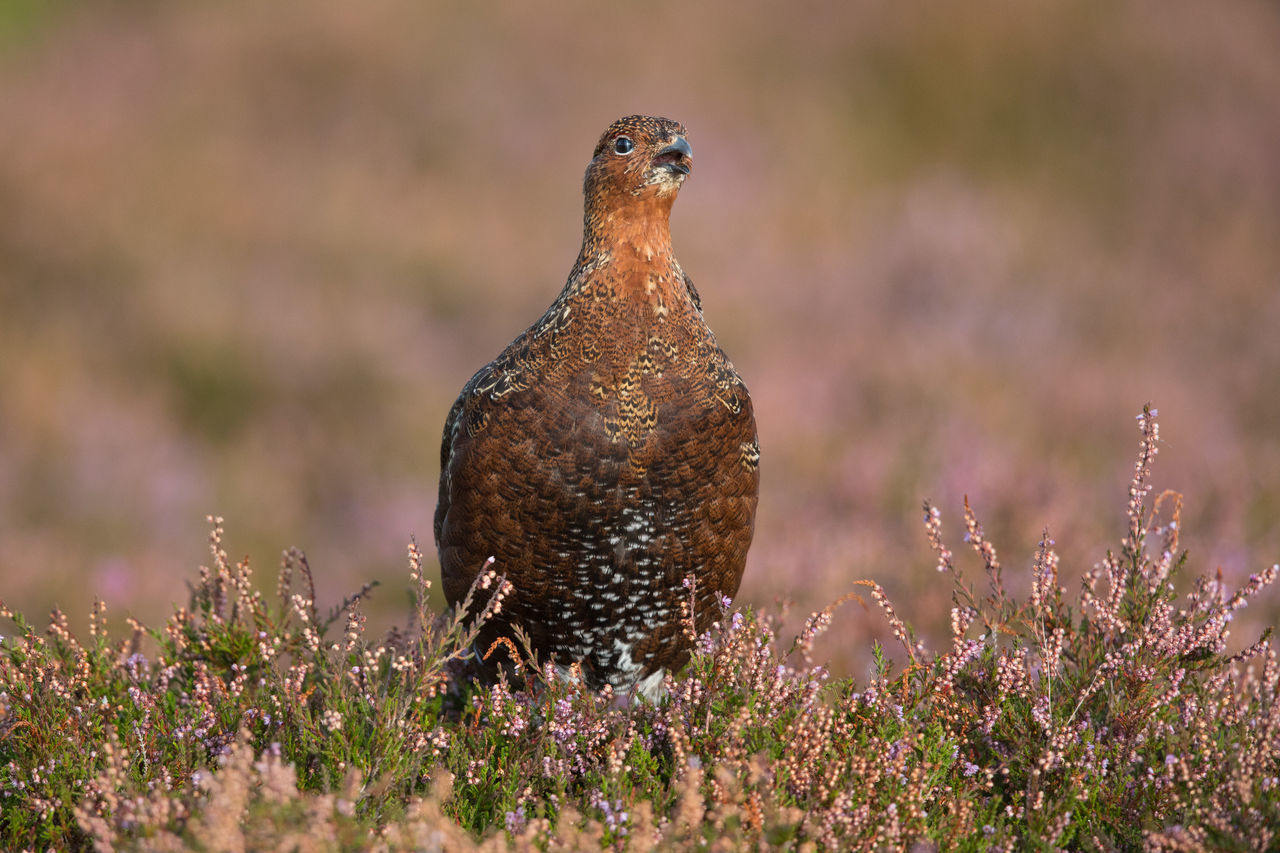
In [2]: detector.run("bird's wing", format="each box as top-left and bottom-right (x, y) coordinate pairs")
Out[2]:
(434, 372), (474, 549)
(681, 271), (703, 313)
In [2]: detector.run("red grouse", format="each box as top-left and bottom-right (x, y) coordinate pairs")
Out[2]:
(435, 115), (759, 699)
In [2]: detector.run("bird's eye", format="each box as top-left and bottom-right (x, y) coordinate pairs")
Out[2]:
(613, 136), (634, 155)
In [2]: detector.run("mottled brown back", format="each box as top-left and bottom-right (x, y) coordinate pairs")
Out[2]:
(435, 116), (759, 698)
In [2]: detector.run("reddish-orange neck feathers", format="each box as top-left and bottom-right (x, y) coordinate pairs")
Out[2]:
(574, 116), (691, 283)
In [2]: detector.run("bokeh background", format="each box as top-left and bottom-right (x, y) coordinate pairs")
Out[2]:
(2, 0), (1278, 674)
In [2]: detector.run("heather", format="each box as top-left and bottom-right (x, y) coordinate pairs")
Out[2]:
(3, 2), (1280, 848)
(2, 408), (1276, 851)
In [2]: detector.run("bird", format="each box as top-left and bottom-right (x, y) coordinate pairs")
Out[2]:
(434, 115), (759, 700)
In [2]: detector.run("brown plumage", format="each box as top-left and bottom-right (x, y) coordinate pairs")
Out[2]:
(434, 115), (759, 699)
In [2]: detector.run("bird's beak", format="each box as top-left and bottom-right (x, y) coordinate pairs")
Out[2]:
(654, 136), (693, 176)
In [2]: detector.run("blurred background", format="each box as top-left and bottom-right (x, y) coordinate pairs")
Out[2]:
(1, 0), (1277, 675)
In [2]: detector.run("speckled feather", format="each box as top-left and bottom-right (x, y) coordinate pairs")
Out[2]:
(435, 116), (759, 698)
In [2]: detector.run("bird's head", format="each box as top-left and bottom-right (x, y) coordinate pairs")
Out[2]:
(583, 115), (692, 216)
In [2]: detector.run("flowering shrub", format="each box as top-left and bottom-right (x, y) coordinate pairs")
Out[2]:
(0, 406), (1276, 850)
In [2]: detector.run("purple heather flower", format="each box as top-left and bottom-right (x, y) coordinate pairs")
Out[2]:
(504, 805), (527, 835)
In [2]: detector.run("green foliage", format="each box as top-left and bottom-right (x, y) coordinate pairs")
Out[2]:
(1, 408), (1277, 850)
(0, 0), (65, 53)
